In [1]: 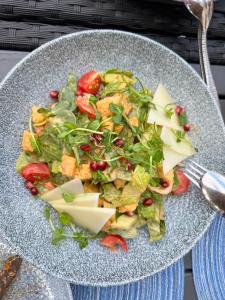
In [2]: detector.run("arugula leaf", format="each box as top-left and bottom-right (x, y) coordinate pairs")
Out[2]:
(112, 114), (123, 124)
(51, 227), (65, 246)
(87, 120), (100, 131)
(164, 106), (174, 119)
(52, 73), (77, 114)
(72, 146), (81, 166)
(89, 95), (98, 105)
(73, 232), (89, 249)
(174, 130), (185, 143)
(59, 212), (73, 226)
(92, 171), (109, 184)
(102, 130), (114, 152)
(43, 206), (51, 220)
(178, 111), (188, 126)
(62, 191), (75, 202)
(104, 69), (133, 77)
(109, 103), (124, 115)
(38, 125), (63, 162)
(37, 107), (53, 116)
(100, 82), (127, 98)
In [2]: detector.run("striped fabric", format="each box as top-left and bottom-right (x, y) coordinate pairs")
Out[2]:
(71, 259), (184, 300)
(192, 215), (225, 300)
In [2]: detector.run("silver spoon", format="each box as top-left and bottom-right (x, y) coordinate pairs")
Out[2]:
(180, 0), (220, 108)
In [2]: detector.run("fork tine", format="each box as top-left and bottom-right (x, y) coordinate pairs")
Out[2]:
(185, 168), (201, 181)
(187, 163), (205, 176)
(188, 160), (208, 172)
(183, 171), (201, 189)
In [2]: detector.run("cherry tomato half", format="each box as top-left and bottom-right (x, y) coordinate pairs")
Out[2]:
(172, 170), (190, 195)
(22, 163), (50, 183)
(77, 70), (101, 95)
(100, 234), (128, 253)
(76, 96), (96, 119)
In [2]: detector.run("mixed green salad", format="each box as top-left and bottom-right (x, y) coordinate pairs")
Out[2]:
(16, 69), (196, 252)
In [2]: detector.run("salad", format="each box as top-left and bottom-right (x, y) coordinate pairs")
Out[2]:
(16, 69), (196, 252)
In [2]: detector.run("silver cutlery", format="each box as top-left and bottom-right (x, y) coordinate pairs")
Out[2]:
(184, 160), (225, 215)
(178, 0), (220, 108)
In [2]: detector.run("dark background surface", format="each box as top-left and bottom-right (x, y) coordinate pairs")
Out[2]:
(1, 1), (225, 299)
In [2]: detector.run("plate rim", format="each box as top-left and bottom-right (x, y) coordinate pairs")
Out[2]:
(0, 29), (220, 286)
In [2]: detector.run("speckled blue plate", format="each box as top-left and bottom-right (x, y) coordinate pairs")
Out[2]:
(0, 30), (224, 286)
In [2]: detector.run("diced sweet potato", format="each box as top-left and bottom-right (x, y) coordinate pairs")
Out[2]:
(83, 182), (99, 193)
(61, 155), (76, 177)
(32, 106), (46, 125)
(74, 164), (92, 181)
(129, 116), (139, 127)
(22, 130), (33, 152)
(96, 94), (132, 117)
(114, 124), (124, 134)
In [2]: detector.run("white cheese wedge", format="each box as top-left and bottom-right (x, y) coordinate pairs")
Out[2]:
(41, 179), (84, 202)
(52, 205), (116, 234)
(163, 146), (190, 174)
(50, 193), (99, 207)
(147, 83), (182, 130)
(160, 126), (196, 156)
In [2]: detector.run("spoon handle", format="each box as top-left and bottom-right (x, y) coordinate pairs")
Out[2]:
(198, 24), (220, 109)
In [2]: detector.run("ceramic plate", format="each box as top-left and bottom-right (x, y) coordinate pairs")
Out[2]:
(0, 30), (224, 286)
(0, 237), (73, 300)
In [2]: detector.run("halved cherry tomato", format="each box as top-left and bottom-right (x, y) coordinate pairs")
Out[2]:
(100, 234), (128, 253)
(172, 170), (190, 195)
(76, 96), (96, 119)
(77, 70), (101, 95)
(22, 163), (50, 183)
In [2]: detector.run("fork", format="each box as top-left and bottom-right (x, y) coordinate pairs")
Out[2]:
(184, 160), (225, 214)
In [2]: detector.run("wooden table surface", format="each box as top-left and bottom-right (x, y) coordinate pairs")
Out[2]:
(1, 49), (224, 299)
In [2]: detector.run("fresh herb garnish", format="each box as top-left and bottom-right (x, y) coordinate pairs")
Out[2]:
(174, 130), (186, 143)
(52, 227), (66, 246)
(178, 111), (188, 126)
(62, 191), (75, 202)
(73, 232), (89, 249)
(59, 212), (73, 226)
(164, 105), (174, 119)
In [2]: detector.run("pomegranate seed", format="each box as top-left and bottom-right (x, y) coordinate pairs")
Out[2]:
(114, 138), (124, 147)
(161, 181), (169, 188)
(49, 90), (59, 100)
(98, 161), (108, 171)
(93, 133), (102, 143)
(125, 211), (135, 217)
(25, 181), (34, 190)
(183, 123), (190, 132)
(143, 198), (154, 206)
(90, 161), (99, 172)
(127, 162), (134, 171)
(175, 105), (184, 115)
(31, 187), (39, 195)
(80, 144), (92, 152)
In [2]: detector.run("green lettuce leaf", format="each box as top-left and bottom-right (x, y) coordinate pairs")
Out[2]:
(132, 165), (151, 193)
(102, 183), (121, 205)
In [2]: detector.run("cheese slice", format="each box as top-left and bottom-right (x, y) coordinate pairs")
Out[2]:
(147, 84), (182, 130)
(41, 179), (84, 202)
(163, 146), (190, 174)
(50, 193), (99, 207)
(160, 126), (196, 156)
(52, 205), (116, 234)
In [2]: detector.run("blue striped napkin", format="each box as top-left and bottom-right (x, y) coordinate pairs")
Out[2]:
(192, 215), (225, 300)
(71, 259), (184, 300)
